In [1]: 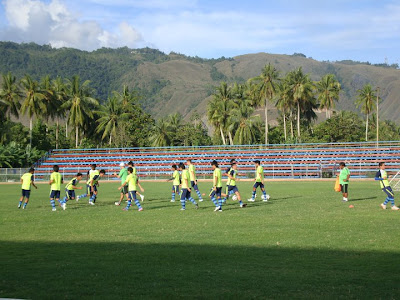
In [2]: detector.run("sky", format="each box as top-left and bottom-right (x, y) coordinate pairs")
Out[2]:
(0, 0), (399, 64)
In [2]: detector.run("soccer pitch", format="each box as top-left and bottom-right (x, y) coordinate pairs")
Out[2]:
(1, 180), (399, 299)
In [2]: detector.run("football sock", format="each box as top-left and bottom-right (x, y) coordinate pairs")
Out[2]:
(134, 199), (142, 209)
(172, 192), (175, 201)
(180, 199), (186, 209)
(18, 200), (22, 207)
(195, 189), (203, 200)
(252, 190), (256, 199)
(218, 197), (223, 209)
(23, 202), (28, 208)
(50, 199), (56, 208)
(222, 197), (227, 203)
(262, 190), (267, 196)
(188, 197), (197, 205)
(126, 200), (131, 209)
(80, 194), (88, 198)
(383, 197), (389, 205)
(239, 200), (243, 205)
(211, 197), (218, 206)
(389, 197), (395, 206)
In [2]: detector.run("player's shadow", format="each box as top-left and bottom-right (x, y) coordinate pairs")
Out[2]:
(349, 197), (377, 202)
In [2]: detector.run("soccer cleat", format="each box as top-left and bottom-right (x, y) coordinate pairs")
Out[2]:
(122, 207), (129, 211)
(391, 206), (399, 211)
(138, 207), (143, 211)
(214, 206), (221, 212)
(140, 195), (144, 202)
(199, 199), (203, 202)
(76, 195), (80, 202)
(218, 209), (222, 212)
(170, 199), (175, 202)
(342, 199), (348, 202)
(61, 203), (66, 210)
(52, 208), (56, 211)
(380, 203), (387, 210)
(240, 203), (247, 208)
(114, 201), (120, 206)
(22, 205), (26, 210)
(89, 202), (95, 206)
(248, 198), (255, 202)
(180, 208), (186, 211)
(195, 205), (199, 209)
(18, 204), (21, 209)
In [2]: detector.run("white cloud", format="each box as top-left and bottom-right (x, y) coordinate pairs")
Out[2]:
(0, 0), (143, 50)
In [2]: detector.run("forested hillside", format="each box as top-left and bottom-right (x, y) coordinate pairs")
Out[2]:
(1, 41), (399, 123)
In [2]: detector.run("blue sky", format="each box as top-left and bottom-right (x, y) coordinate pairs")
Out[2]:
(0, 0), (399, 64)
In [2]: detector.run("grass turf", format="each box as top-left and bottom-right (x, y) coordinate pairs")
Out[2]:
(0, 180), (399, 299)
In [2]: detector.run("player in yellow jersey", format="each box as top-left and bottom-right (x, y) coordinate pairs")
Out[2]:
(248, 160), (269, 202)
(60, 172), (83, 210)
(49, 165), (63, 211)
(211, 160), (223, 212)
(225, 163), (246, 208)
(186, 159), (203, 202)
(118, 167), (144, 211)
(178, 163), (198, 211)
(375, 162), (399, 210)
(128, 161), (145, 202)
(18, 167), (37, 209)
(166, 164), (180, 202)
(77, 169), (106, 205)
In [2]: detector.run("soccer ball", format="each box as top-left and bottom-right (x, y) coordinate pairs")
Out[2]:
(261, 194), (270, 201)
(232, 195), (238, 201)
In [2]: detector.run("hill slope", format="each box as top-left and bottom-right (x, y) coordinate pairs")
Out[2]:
(1, 42), (399, 123)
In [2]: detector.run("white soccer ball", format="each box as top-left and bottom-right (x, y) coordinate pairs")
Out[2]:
(232, 195), (238, 201)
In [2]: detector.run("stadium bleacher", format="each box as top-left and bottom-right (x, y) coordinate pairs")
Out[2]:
(33, 141), (400, 181)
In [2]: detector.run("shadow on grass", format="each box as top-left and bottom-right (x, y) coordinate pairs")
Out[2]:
(1, 241), (399, 299)
(350, 197), (378, 202)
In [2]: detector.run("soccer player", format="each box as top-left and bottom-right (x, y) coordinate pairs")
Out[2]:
(49, 165), (63, 211)
(226, 163), (246, 208)
(186, 159), (203, 202)
(338, 162), (350, 202)
(223, 158), (237, 200)
(166, 164), (180, 202)
(375, 162), (399, 210)
(87, 164), (97, 180)
(248, 160), (269, 202)
(114, 162), (128, 206)
(60, 172), (83, 210)
(78, 169), (106, 205)
(118, 167), (144, 211)
(178, 162), (198, 211)
(18, 167), (37, 209)
(128, 161), (145, 202)
(211, 160), (223, 212)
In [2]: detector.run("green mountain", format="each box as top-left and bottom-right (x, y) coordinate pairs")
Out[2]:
(1, 42), (399, 123)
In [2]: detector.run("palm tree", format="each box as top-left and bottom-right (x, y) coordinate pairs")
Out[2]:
(0, 72), (21, 120)
(62, 75), (98, 148)
(20, 75), (46, 147)
(316, 74), (341, 118)
(51, 77), (68, 149)
(95, 96), (130, 146)
(228, 100), (260, 145)
(250, 63), (279, 144)
(114, 85), (141, 113)
(275, 80), (292, 141)
(149, 118), (172, 147)
(356, 84), (376, 141)
(286, 67), (315, 140)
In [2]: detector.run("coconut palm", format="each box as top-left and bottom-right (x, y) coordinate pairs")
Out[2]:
(228, 100), (260, 145)
(0, 72), (21, 120)
(316, 74), (341, 118)
(62, 75), (98, 148)
(149, 118), (172, 147)
(356, 84), (376, 141)
(275, 80), (293, 141)
(250, 63), (279, 144)
(51, 77), (68, 149)
(20, 75), (46, 147)
(286, 67), (315, 140)
(95, 95), (130, 146)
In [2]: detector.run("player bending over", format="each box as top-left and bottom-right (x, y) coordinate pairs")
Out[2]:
(178, 163), (198, 211)
(375, 162), (399, 210)
(338, 162), (350, 202)
(226, 163), (246, 208)
(248, 160), (269, 202)
(114, 162), (129, 206)
(77, 169), (106, 205)
(18, 167), (37, 209)
(49, 165), (63, 211)
(60, 172), (83, 210)
(166, 164), (180, 202)
(186, 159), (203, 202)
(118, 167), (144, 211)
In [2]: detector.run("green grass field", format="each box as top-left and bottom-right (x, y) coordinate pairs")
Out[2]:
(1, 180), (399, 299)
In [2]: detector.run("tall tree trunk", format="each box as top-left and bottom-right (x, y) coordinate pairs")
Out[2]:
(365, 114), (369, 141)
(75, 125), (79, 148)
(219, 126), (226, 145)
(283, 113), (287, 141)
(29, 116), (33, 148)
(66, 122), (68, 138)
(228, 131), (233, 145)
(290, 111), (294, 138)
(297, 102), (301, 139)
(56, 119), (59, 149)
(265, 99), (269, 144)
(109, 134), (112, 146)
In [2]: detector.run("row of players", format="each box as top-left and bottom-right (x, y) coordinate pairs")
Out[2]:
(18, 160), (397, 211)
(17, 159), (270, 212)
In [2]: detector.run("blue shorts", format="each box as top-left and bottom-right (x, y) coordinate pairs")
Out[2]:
(120, 185), (128, 194)
(50, 190), (61, 199)
(22, 189), (30, 198)
(172, 185), (179, 193)
(227, 185), (239, 193)
(181, 188), (191, 200)
(383, 186), (394, 199)
(253, 182), (265, 189)
(66, 189), (75, 200)
(87, 184), (97, 195)
(215, 187), (222, 198)
(128, 191), (137, 201)
(191, 181), (199, 190)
